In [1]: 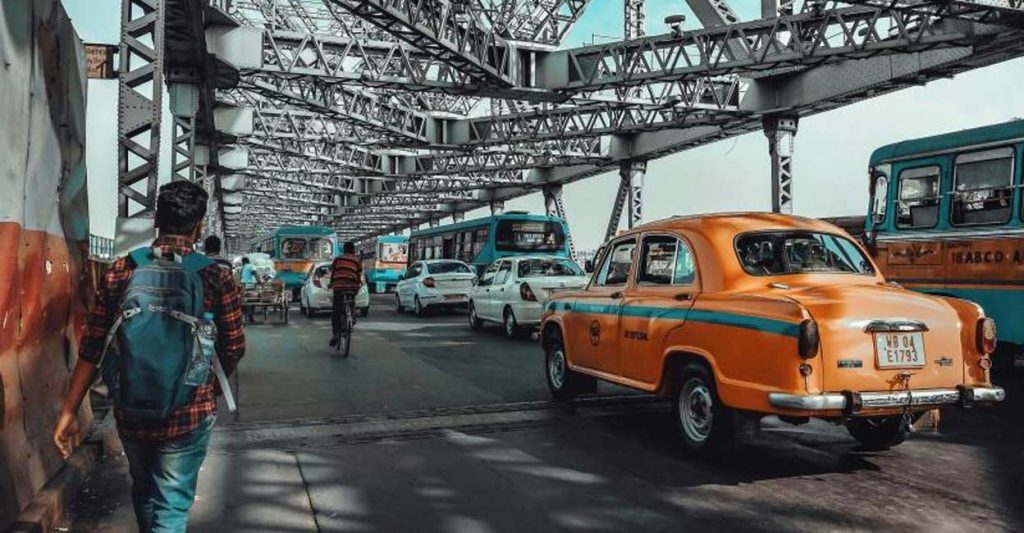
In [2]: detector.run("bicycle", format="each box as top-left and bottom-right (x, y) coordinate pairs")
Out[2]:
(334, 292), (355, 358)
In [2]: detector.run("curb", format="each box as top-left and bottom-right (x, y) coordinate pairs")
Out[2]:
(7, 412), (115, 533)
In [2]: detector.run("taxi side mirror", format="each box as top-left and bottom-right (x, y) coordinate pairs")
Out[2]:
(584, 259), (594, 272)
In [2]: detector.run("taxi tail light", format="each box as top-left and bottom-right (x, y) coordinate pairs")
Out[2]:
(977, 317), (997, 354)
(520, 282), (537, 302)
(422, 277), (436, 288)
(798, 319), (820, 359)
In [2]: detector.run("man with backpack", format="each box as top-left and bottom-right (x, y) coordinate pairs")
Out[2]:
(53, 181), (245, 532)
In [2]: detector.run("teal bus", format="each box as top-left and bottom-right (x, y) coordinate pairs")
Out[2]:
(863, 119), (1024, 361)
(356, 235), (409, 293)
(408, 212), (572, 274)
(251, 226), (340, 296)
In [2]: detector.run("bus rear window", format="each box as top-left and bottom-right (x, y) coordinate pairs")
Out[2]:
(495, 220), (565, 252)
(379, 242), (408, 264)
(281, 238), (309, 259)
(896, 166), (941, 229)
(952, 147), (1014, 226)
(309, 238), (334, 260)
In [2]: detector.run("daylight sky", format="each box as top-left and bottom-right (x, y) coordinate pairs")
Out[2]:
(63, 0), (1024, 251)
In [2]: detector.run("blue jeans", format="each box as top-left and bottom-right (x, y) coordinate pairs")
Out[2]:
(120, 415), (215, 533)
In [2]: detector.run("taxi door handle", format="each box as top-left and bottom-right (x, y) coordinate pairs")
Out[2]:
(610, 291), (624, 299)
(674, 293), (692, 301)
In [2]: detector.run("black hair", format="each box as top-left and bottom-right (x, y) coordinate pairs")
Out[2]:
(242, 257), (250, 264)
(204, 235), (222, 254)
(343, 242), (355, 254)
(155, 181), (208, 235)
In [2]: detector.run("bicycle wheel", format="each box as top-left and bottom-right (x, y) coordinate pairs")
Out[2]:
(339, 300), (354, 358)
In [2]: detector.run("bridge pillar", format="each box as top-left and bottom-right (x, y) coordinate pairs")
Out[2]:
(543, 184), (577, 261)
(428, 219), (439, 228)
(490, 200), (505, 215)
(452, 211), (465, 223)
(763, 115), (799, 214)
(605, 160), (646, 241)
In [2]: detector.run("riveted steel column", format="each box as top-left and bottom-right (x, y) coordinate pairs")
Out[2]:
(490, 200), (505, 215)
(117, 0), (165, 217)
(452, 211), (465, 223)
(764, 115), (798, 214)
(543, 184), (577, 261)
(605, 160), (646, 241)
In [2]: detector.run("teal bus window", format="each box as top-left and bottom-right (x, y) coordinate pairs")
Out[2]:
(896, 166), (942, 229)
(951, 147), (1014, 226)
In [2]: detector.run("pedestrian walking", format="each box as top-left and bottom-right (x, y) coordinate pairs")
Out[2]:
(53, 181), (245, 533)
(203, 234), (233, 270)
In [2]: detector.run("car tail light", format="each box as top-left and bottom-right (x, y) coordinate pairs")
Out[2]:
(798, 319), (819, 359)
(313, 277), (322, 288)
(520, 282), (537, 302)
(977, 317), (997, 354)
(423, 277), (436, 288)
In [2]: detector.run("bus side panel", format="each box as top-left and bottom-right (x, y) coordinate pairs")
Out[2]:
(878, 237), (1024, 348)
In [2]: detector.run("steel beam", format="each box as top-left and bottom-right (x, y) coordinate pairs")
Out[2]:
(325, 0), (518, 88)
(118, 0), (166, 217)
(542, 183), (576, 260)
(764, 115), (797, 214)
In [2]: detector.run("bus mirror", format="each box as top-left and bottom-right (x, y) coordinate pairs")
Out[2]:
(871, 175), (888, 223)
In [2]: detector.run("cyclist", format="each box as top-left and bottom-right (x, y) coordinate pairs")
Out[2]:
(329, 242), (363, 347)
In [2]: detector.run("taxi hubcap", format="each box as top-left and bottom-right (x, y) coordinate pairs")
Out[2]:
(549, 348), (567, 389)
(680, 378), (713, 443)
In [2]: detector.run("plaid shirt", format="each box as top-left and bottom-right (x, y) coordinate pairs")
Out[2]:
(79, 235), (246, 440)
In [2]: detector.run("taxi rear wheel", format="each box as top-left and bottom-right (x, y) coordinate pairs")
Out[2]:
(673, 364), (734, 457)
(846, 416), (908, 450)
(545, 331), (595, 401)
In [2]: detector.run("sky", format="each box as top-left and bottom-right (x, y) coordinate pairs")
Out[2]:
(62, 0), (1024, 252)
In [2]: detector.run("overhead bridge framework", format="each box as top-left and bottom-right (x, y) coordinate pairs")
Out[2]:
(116, 0), (1024, 251)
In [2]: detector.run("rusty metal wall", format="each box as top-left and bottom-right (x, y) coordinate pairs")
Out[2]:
(0, 0), (91, 528)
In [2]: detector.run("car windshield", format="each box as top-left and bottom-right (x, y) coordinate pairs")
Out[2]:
(736, 231), (875, 276)
(517, 258), (584, 278)
(428, 261), (472, 274)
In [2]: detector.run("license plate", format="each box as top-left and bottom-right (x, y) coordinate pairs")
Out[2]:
(874, 332), (926, 368)
(444, 294), (465, 301)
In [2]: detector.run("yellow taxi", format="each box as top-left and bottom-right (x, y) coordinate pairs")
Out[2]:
(540, 213), (1004, 455)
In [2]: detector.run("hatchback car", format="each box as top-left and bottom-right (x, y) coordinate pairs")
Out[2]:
(396, 259), (476, 315)
(299, 262), (370, 317)
(469, 255), (588, 337)
(540, 213), (1004, 455)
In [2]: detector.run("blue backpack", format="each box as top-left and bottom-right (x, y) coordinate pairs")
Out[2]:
(98, 247), (221, 419)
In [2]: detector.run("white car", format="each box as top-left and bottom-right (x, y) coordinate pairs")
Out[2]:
(396, 259), (476, 316)
(469, 255), (588, 337)
(299, 262), (370, 317)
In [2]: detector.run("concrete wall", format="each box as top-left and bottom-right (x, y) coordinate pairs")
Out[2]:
(0, 0), (91, 529)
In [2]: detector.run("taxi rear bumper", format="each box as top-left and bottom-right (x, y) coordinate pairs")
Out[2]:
(768, 386), (1005, 413)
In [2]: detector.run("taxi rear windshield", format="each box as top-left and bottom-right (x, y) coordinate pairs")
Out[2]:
(736, 231), (875, 276)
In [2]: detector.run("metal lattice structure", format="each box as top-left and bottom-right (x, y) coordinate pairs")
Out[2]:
(121, 0), (1024, 252)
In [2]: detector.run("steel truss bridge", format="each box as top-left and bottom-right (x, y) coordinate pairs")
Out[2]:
(115, 0), (1024, 253)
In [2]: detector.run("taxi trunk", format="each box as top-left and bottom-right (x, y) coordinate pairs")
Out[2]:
(785, 283), (965, 392)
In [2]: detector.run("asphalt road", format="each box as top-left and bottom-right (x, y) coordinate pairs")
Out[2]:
(61, 294), (1024, 532)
